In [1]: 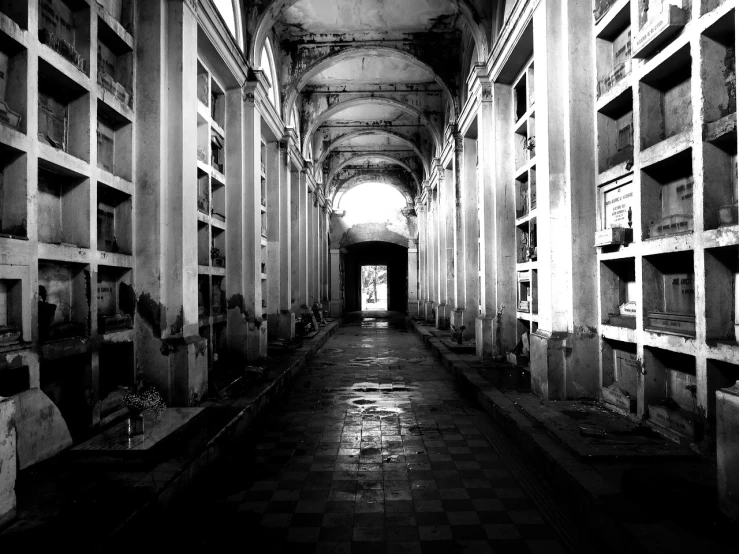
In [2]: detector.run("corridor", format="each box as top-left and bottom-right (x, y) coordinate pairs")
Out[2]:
(162, 314), (569, 554)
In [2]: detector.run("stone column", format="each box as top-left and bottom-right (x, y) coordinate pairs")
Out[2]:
(451, 134), (466, 335)
(425, 189), (437, 322)
(416, 194), (426, 315)
(134, 0), (207, 404)
(241, 76), (268, 360)
(461, 136), (479, 339)
(529, 0), (598, 399)
(717, 382), (739, 520)
(292, 169), (309, 312)
(408, 239), (419, 316)
(435, 171), (448, 329)
(321, 206), (330, 306)
(267, 140), (294, 339)
(330, 248), (342, 316)
(476, 79), (517, 359)
(0, 397), (16, 526)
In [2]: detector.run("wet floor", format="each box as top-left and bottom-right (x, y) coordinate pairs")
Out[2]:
(162, 314), (569, 554)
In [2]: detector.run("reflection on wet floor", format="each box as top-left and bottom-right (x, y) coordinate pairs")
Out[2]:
(163, 313), (568, 553)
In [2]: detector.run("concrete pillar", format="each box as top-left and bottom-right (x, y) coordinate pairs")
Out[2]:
(291, 169), (308, 312)
(436, 170), (450, 329)
(717, 382), (739, 520)
(0, 397), (17, 527)
(451, 134), (466, 335)
(241, 79), (267, 360)
(476, 81), (517, 359)
(134, 0), (207, 405)
(425, 189), (437, 322)
(408, 240), (419, 316)
(330, 248), (342, 316)
(529, 0), (598, 399)
(415, 196), (426, 315)
(461, 136), (479, 339)
(266, 140), (294, 340)
(321, 206), (330, 306)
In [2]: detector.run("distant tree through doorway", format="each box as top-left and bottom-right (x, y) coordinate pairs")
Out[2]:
(361, 265), (387, 311)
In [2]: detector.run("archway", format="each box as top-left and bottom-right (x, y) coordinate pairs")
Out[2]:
(344, 242), (408, 313)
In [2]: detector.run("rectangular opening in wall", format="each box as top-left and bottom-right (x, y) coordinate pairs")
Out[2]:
(361, 265), (387, 311)
(38, 0), (90, 75)
(701, 14), (736, 131)
(601, 339), (638, 414)
(38, 260), (89, 342)
(98, 341), (133, 424)
(703, 141), (737, 230)
(531, 269), (538, 314)
(517, 271), (531, 313)
(598, 89), (634, 173)
(198, 274), (209, 319)
(513, 120), (528, 170)
(639, 45), (692, 151)
(260, 141), (267, 204)
(212, 227), (225, 268)
(601, 258), (637, 328)
(196, 60), (208, 107)
(641, 147), (693, 239)
(0, 353), (29, 397)
(513, 69), (527, 122)
(97, 181), (132, 254)
(0, 146), (27, 238)
(212, 276), (225, 316)
(197, 168), (209, 214)
(643, 250), (695, 337)
(38, 58), (90, 160)
(37, 165), (90, 247)
(596, 9), (631, 98)
(97, 265), (133, 334)
(508, 319), (530, 367)
(704, 245), (737, 343)
(515, 172), (529, 219)
(97, 0), (133, 31)
(0, 0), (29, 28)
(706, 359), (739, 440)
(211, 180), (225, 222)
(210, 77), (225, 130)
(97, 100), (132, 180)
(634, 0), (689, 58)
(197, 109), (208, 165)
(211, 129), (224, 175)
(0, 278), (22, 348)
(644, 346), (699, 440)
(516, 218), (537, 263)
(97, 15), (133, 109)
(598, 177), (635, 246)
(197, 221), (209, 267)
(40, 353), (92, 441)
(594, 0), (620, 22)
(0, 38), (27, 133)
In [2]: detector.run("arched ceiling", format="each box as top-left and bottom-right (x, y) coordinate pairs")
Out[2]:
(244, 0), (495, 202)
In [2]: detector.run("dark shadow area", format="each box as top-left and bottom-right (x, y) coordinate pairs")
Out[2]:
(343, 241), (407, 313)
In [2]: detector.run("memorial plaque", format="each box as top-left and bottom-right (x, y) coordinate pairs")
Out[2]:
(633, 4), (686, 58)
(604, 181), (634, 229)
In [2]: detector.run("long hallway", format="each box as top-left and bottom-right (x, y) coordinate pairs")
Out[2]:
(161, 314), (569, 554)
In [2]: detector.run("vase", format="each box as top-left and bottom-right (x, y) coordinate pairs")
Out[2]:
(126, 412), (145, 436)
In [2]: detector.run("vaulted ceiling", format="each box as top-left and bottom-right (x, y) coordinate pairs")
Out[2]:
(242, 0), (496, 206)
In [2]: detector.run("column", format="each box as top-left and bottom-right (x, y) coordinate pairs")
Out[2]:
(476, 79), (517, 359)
(461, 136), (479, 339)
(437, 167), (453, 330)
(451, 133), (466, 336)
(134, 0), (207, 404)
(0, 397), (16, 526)
(279, 141), (295, 337)
(242, 76), (267, 360)
(321, 206), (330, 307)
(330, 248), (342, 316)
(408, 239), (419, 316)
(425, 189), (437, 322)
(291, 169), (309, 312)
(416, 195), (427, 316)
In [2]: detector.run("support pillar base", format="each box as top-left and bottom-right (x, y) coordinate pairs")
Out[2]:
(529, 329), (598, 400)
(424, 301), (435, 323)
(0, 397), (17, 528)
(475, 316), (495, 359)
(408, 301), (419, 317)
(436, 304), (450, 330)
(329, 299), (343, 318)
(450, 309), (465, 336)
(268, 312), (296, 341)
(717, 382), (739, 521)
(247, 321), (268, 361)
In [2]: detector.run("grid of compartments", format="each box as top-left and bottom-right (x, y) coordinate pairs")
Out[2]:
(594, 0), (738, 445)
(196, 56), (227, 373)
(0, 0), (136, 437)
(512, 56), (537, 368)
(260, 140), (268, 316)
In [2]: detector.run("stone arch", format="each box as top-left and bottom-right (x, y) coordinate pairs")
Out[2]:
(284, 47), (454, 130)
(303, 97), (441, 161)
(250, 0), (489, 69)
(326, 154), (421, 196)
(318, 129), (430, 181)
(332, 173), (416, 209)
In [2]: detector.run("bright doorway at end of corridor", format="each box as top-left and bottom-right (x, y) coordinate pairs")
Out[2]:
(361, 265), (387, 311)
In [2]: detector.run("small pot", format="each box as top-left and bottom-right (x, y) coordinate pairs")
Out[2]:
(126, 413), (145, 436)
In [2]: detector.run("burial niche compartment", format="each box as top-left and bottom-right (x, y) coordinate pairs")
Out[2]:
(0, 146), (27, 238)
(38, 261), (90, 343)
(38, 57), (90, 160)
(38, 0), (90, 74)
(601, 339), (638, 414)
(601, 257), (637, 328)
(97, 7), (133, 108)
(639, 45), (692, 151)
(643, 250), (695, 337)
(0, 0), (29, 28)
(596, 6), (631, 98)
(40, 352), (92, 441)
(704, 245), (738, 343)
(0, 36), (27, 133)
(97, 181), (131, 254)
(0, 278), (22, 348)
(644, 347), (700, 441)
(97, 100), (132, 180)
(641, 147), (693, 239)
(97, 265), (133, 334)
(37, 165), (90, 247)
(598, 88), (634, 173)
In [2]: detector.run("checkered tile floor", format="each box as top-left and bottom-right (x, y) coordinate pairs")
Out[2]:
(168, 317), (568, 554)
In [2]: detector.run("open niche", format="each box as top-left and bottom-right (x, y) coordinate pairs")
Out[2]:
(38, 0), (90, 75)
(38, 260), (90, 343)
(97, 265), (133, 334)
(0, 278), (22, 348)
(0, 34), (27, 133)
(0, 146), (27, 238)
(97, 182), (132, 254)
(643, 250), (695, 337)
(97, 4), (133, 109)
(601, 339), (638, 414)
(0, 0), (29, 29)
(641, 147), (693, 239)
(704, 245), (738, 343)
(601, 257), (637, 328)
(97, 101), (132, 180)
(37, 164), (90, 248)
